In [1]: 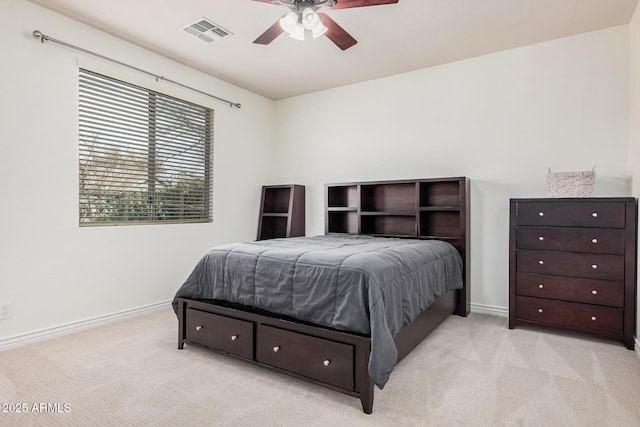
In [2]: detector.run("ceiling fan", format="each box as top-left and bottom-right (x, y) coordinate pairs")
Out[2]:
(251, 0), (399, 50)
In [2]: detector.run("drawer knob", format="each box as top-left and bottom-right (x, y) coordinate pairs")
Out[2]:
(231, 335), (238, 341)
(273, 346), (280, 353)
(538, 260), (544, 265)
(592, 290), (598, 295)
(592, 212), (598, 218)
(591, 316), (597, 321)
(323, 359), (331, 367)
(591, 238), (598, 244)
(591, 264), (598, 269)
(538, 308), (543, 314)
(538, 284), (544, 289)
(538, 236), (544, 241)
(195, 325), (203, 331)
(538, 212), (544, 217)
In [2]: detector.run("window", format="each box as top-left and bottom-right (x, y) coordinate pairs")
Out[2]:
(78, 69), (213, 225)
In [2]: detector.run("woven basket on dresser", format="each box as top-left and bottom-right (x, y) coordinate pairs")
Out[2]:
(547, 168), (595, 197)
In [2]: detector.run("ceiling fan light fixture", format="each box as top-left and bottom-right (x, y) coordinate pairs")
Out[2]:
(281, 7), (324, 40)
(279, 11), (298, 34)
(288, 22), (306, 40)
(301, 7), (320, 30)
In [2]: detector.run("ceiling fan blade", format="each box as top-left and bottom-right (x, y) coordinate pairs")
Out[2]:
(317, 13), (357, 50)
(329, 0), (398, 10)
(254, 18), (285, 45)
(250, 0), (279, 4)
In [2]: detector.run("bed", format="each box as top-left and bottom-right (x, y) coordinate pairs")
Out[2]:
(173, 177), (470, 414)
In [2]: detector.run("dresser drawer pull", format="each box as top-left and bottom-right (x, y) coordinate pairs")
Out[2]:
(591, 316), (597, 321)
(538, 212), (544, 217)
(231, 335), (238, 341)
(591, 238), (598, 244)
(592, 212), (598, 218)
(538, 236), (544, 241)
(323, 359), (331, 367)
(591, 290), (598, 295)
(538, 308), (543, 314)
(538, 284), (544, 289)
(195, 325), (203, 331)
(273, 346), (280, 353)
(538, 260), (544, 265)
(591, 264), (598, 269)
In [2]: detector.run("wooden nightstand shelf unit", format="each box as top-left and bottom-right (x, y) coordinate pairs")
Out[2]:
(257, 185), (305, 240)
(509, 198), (637, 349)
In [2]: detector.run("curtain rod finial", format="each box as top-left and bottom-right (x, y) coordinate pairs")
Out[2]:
(32, 30), (45, 43)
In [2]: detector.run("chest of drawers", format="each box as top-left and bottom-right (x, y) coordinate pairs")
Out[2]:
(509, 198), (637, 349)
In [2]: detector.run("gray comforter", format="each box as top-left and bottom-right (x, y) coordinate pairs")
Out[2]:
(172, 235), (463, 388)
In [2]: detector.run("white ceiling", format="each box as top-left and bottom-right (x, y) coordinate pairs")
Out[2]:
(27, 0), (639, 100)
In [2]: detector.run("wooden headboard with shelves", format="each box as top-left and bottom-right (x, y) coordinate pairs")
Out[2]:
(324, 177), (470, 315)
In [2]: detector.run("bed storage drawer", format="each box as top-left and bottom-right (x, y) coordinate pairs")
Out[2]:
(516, 296), (623, 336)
(185, 308), (254, 360)
(256, 324), (354, 390)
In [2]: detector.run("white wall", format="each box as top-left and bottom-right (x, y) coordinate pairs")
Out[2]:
(629, 3), (640, 345)
(273, 26), (631, 313)
(0, 0), (275, 341)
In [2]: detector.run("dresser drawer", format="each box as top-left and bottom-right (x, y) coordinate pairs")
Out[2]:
(516, 202), (625, 228)
(517, 250), (624, 281)
(516, 272), (624, 307)
(516, 296), (623, 335)
(256, 324), (354, 390)
(516, 227), (624, 254)
(185, 309), (254, 360)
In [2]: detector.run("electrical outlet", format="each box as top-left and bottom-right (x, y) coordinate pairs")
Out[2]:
(0, 302), (11, 320)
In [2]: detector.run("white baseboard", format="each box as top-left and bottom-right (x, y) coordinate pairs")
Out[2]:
(470, 303), (509, 318)
(2, 299), (634, 359)
(0, 300), (171, 351)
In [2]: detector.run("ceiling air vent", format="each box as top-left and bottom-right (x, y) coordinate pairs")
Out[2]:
(182, 18), (232, 43)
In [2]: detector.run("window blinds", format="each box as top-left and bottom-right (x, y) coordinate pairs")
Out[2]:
(78, 69), (213, 225)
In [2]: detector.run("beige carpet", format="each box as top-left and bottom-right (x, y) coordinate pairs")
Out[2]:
(1, 308), (639, 426)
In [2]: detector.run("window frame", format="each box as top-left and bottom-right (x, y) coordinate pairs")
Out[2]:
(78, 68), (214, 226)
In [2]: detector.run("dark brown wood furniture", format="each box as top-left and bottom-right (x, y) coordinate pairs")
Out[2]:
(178, 177), (470, 414)
(326, 177), (470, 315)
(509, 198), (637, 349)
(257, 184), (305, 240)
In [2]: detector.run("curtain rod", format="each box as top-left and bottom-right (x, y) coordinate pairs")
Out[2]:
(32, 30), (241, 109)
